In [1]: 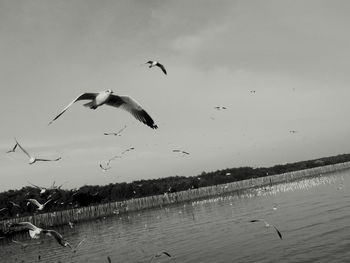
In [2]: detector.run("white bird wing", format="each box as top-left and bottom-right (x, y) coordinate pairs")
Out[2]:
(27, 181), (43, 190)
(43, 199), (52, 207)
(156, 63), (167, 75)
(15, 139), (32, 159)
(106, 95), (158, 129)
(27, 199), (42, 208)
(36, 157), (61, 162)
(48, 93), (98, 125)
(9, 222), (40, 232)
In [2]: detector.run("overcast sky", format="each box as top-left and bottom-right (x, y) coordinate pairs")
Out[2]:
(1, 0), (350, 191)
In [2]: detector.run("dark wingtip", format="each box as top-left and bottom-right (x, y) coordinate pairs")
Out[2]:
(153, 124), (158, 129)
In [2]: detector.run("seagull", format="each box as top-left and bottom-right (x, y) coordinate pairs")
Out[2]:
(214, 106), (227, 110)
(28, 182), (48, 194)
(6, 143), (18, 153)
(8, 222), (71, 248)
(149, 251), (172, 262)
(145, 61), (167, 75)
(48, 90), (158, 129)
(0, 207), (7, 213)
(27, 199), (52, 211)
(15, 139), (61, 165)
(104, 125), (127, 136)
(249, 219), (283, 240)
(289, 130), (298, 134)
(250, 90), (256, 93)
(172, 149), (190, 156)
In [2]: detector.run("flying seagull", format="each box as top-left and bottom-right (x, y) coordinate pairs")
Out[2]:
(8, 222), (71, 248)
(289, 130), (298, 134)
(173, 149), (190, 156)
(149, 251), (172, 262)
(6, 143), (18, 153)
(214, 106), (227, 110)
(27, 199), (52, 211)
(249, 219), (283, 240)
(104, 125), (127, 136)
(48, 90), (158, 129)
(145, 61), (167, 75)
(15, 139), (61, 165)
(0, 208), (7, 213)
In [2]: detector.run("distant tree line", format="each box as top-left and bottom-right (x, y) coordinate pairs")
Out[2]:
(0, 153), (349, 220)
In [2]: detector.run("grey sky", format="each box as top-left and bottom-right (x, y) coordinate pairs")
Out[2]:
(1, 0), (350, 191)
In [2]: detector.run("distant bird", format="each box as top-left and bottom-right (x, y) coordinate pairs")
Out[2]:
(15, 139), (61, 165)
(48, 90), (158, 129)
(289, 130), (298, 134)
(149, 251), (172, 262)
(27, 199), (52, 211)
(68, 221), (74, 229)
(250, 90), (256, 93)
(173, 149), (190, 156)
(6, 143), (18, 153)
(104, 125), (127, 136)
(145, 61), (167, 75)
(0, 207), (7, 213)
(273, 204), (278, 211)
(214, 106), (227, 110)
(99, 164), (111, 172)
(249, 219), (283, 240)
(9, 201), (21, 209)
(9, 222), (71, 248)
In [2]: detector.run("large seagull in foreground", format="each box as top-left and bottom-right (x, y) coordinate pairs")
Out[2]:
(49, 90), (158, 129)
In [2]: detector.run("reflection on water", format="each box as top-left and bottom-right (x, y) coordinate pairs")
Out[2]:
(0, 170), (349, 263)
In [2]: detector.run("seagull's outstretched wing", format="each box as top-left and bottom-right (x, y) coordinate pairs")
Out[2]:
(28, 181), (43, 189)
(106, 95), (158, 129)
(272, 225), (283, 240)
(156, 63), (167, 75)
(43, 199), (52, 207)
(15, 139), (32, 159)
(49, 93), (97, 125)
(36, 157), (61, 162)
(6, 143), (18, 153)
(43, 229), (71, 248)
(27, 199), (42, 208)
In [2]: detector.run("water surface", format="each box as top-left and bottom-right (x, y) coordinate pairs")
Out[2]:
(1, 170), (349, 262)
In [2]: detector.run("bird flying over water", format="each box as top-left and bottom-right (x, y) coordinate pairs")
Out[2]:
(173, 149), (190, 156)
(49, 90), (158, 129)
(145, 61), (167, 75)
(214, 106), (227, 110)
(15, 139), (61, 165)
(149, 251), (172, 262)
(27, 199), (52, 211)
(249, 219), (283, 240)
(104, 125), (127, 136)
(8, 222), (71, 248)
(6, 143), (18, 153)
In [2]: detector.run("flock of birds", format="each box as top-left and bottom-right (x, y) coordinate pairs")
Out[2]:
(1, 58), (307, 262)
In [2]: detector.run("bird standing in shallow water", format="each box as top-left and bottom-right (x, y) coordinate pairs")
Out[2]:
(145, 61), (167, 75)
(49, 90), (158, 129)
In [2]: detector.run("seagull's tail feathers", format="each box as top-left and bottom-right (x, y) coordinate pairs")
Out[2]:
(83, 101), (97, 109)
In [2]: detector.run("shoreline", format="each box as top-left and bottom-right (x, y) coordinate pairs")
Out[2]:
(1, 161), (350, 232)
